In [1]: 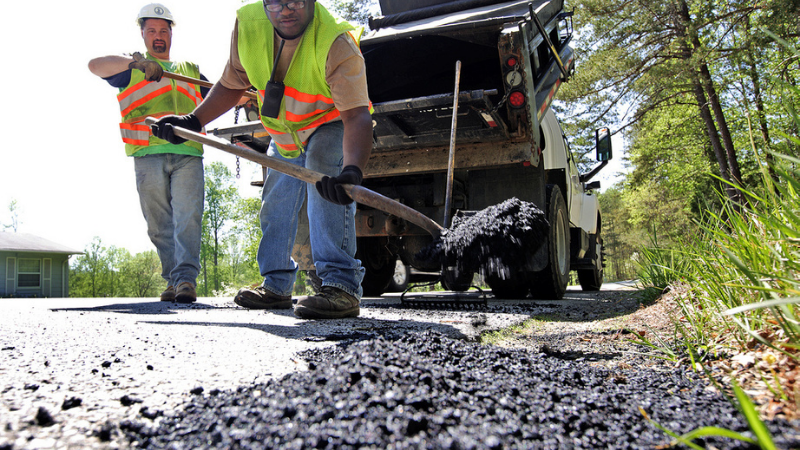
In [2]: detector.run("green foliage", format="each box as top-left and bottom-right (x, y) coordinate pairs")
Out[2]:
(70, 238), (162, 298)
(71, 163), (266, 298)
(325, 0), (379, 25)
(597, 186), (638, 281)
(1, 199), (20, 232)
(199, 162), (240, 295)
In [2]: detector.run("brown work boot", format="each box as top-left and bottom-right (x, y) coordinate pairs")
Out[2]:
(175, 282), (197, 304)
(234, 286), (292, 309)
(294, 286), (359, 319)
(160, 285), (176, 302)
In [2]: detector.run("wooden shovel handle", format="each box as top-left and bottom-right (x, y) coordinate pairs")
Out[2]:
(143, 117), (444, 238)
(161, 71), (258, 101)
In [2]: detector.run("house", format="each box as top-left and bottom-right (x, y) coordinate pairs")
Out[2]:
(0, 232), (83, 298)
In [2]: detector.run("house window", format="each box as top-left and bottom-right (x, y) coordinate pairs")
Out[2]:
(18, 259), (41, 288)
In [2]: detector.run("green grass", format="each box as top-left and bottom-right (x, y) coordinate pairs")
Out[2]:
(479, 316), (554, 345)
(630, 30), (799, 446)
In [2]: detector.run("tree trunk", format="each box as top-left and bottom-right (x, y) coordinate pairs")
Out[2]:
(697, 62), (744, 188)
(674, 0), (742, 206)
(202, 250), (208, 296)
(213, 229), (220, 292)
(742, 19), (776, 180)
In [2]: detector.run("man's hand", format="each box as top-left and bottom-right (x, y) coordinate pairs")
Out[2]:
(150, 114), (202, 145)
(315, 165), (363, 205)
(128, 52), (164, 82)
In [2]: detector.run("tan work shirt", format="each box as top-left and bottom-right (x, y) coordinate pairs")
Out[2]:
(220, 19), (371, 114)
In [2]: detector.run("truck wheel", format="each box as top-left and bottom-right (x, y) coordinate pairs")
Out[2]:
(530, 185), (570, 300)
(578, 235), (603, 291)
(487, 273), (530, 299)
(442, 267), (472, 292)
(388, 259), (410, 292)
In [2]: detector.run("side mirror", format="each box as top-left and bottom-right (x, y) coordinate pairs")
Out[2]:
(585, 181), (601, 191)
(595, 127), (612, 162)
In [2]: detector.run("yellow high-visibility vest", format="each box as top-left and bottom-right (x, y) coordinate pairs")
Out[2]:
(117, 53), (204, 156)
(237, 2), (364, 158)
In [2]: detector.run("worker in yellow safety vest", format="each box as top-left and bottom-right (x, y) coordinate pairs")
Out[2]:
(152, 0), (372, 319)
(89, 3), (209, 304)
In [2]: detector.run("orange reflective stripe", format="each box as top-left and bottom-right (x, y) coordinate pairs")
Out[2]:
(117, 79), (150, 102)
(298, 109), (341, 131)
(122, 137), (151, 146)
(276, 141), (301, 152)
(176, 84), (202, 106)
(120, 123), (150, 132)
(119, 122), (150, 146)
(261, 125), (287, 135)
(284, 86), (333, 105)
(120, 85), (172, 117)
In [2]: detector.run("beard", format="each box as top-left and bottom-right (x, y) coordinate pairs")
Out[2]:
(152, 41), (167, 54)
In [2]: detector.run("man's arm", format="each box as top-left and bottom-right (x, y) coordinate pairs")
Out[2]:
(340, 106), (373, 171)
(193, 82), (248, 127)
(89, 54), (163, 82)
(88, 55), (136, 78)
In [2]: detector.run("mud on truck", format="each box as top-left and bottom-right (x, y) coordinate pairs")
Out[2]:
(214, 0), (613, 300)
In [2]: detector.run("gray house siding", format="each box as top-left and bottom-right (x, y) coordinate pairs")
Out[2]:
(1, 251), (73, 298)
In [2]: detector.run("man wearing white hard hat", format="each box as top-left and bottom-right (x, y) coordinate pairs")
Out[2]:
(88, 4), (209, 303)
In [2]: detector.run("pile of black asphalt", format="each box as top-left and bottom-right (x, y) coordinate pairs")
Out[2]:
(114, 331), (799, 449)
(419, 197), (550, 278)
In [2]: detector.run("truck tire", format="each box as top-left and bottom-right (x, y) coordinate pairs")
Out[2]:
(357, 238), (394, 297)
(530, 185), (570, 300)
(388, 259), (410, 292)
(487, 273), (529, 299)
(578, 234), (603, 291)
(442, 267), (472, 292)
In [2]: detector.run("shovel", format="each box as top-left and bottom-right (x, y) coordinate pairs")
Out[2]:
(143, 117), (444, 238)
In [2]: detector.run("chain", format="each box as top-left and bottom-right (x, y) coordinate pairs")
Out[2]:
(491, 69), (516, 113)
(233, 106), (241, 179)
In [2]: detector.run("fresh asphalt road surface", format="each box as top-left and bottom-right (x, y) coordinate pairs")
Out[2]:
(0, 284), (635, 448)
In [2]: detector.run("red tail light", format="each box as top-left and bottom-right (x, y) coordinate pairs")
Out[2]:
(509, 90), (526, 108)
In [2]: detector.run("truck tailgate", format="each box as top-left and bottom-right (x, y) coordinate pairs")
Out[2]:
(372, 89), (507, 150)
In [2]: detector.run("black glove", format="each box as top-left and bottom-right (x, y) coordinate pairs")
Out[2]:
(128, 52), (164, 82)
(150, 114), (202, 145)
(315, 165), (363, 205)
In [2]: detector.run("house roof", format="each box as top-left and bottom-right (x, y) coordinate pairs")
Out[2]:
(0, 232), (83, 255)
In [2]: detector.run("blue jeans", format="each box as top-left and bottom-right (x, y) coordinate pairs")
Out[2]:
(134, 154), (204, 287)
(257, 121), (364, 298)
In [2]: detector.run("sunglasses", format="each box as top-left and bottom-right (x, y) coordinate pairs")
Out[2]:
(263, 1), (306, 12)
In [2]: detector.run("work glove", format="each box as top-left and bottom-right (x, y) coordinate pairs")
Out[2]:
(150, 114), (202, 145)
(316, 165), (363, 205)
(128, 52), (164, 82)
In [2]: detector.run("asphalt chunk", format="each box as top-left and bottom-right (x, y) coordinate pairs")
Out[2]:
(419, 197), (549, 277)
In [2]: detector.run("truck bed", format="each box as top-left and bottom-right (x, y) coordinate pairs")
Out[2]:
(361, 0), (572, 172)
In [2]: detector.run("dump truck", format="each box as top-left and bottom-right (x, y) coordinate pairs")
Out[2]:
(213, 0), (613, 300)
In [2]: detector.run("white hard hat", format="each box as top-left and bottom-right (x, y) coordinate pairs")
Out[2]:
(137, 3), (175, 27)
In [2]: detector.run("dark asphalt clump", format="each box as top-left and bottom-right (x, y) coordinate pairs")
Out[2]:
(117, 332), (799, 450)
(418, 198), (549, 277)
